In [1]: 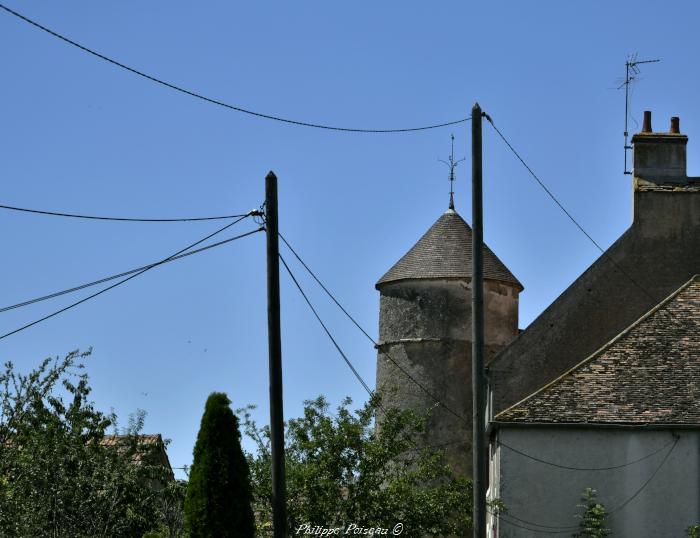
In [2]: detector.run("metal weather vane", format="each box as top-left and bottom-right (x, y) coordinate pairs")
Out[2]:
(439, 134), (466, 210)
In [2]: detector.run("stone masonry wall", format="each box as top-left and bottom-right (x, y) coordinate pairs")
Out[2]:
(489, 189), (700, 415)
(376, 278), (519, 477)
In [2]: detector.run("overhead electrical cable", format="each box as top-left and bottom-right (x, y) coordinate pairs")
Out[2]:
(491, 513), (572, 535)
(279, 233), (377, 344)
(488, 435), (679, 533)
(484, 114), (607, 254)
(496, 511), (578, 533)
(280, 234), (671, 468)
(278, 253), (374, 397)
(0, 203), (253, 222)
(279, 233), (470, 425)
(0, 211), (258, 340)
(0, 227), (264, 314)
(278, 253), (469, 458)
(607, 435), (679, 516)
(0, 3), (470, 133)
(498, 436), (676, 471)
(484, 113), (662, 308)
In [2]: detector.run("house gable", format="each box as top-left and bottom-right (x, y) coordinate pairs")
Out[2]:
(495, 275), (700, 424)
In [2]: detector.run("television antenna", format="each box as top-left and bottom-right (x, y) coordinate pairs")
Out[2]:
(619, 54), (660, 174)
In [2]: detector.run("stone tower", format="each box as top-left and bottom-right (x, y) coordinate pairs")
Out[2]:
(375, 208), (522, 477)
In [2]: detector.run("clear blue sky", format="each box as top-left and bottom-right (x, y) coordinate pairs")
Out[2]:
(1, 1), (698, 477)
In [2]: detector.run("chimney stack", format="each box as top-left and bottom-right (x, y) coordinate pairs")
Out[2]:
(632, 111), (687, 184)
(670, 116), (680, 134)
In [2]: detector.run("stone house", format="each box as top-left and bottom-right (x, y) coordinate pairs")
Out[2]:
(488, 275), (699, 536)
(374, 110), (699, 536)
(101, 433), (175, 488)
(485, 112), (699, 536)
(488, 112), (699, 417)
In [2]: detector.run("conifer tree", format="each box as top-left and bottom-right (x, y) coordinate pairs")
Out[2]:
(184, 392), (255, 538)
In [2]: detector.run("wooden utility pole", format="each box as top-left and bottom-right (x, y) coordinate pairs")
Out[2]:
(471, 104), (486, 538)
(265, 171), (287, 537)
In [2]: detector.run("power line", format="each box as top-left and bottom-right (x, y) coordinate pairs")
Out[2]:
(278, 253), (374, 397)
(484, 114), (609, 253)
(607, 435), (678, 516)
(402, 437), (466, 454)
(488, 435), (679, 533)
(491, 511), (573, 534)
(278, 253), (469, 458)
(0, 203), (255, 222)
(493, 513), (572, 535)
(484, 113), (664, 309)
(279, 234), (375, 343)
(0, 212), (258, 340)
(279, 200), (677, 530)
(278, 233), (470, 426)
(0, 227), (264, 314)
(498, 436), (676, 471)
(492, 500), (597, 533)
(0, 3), (471, 134)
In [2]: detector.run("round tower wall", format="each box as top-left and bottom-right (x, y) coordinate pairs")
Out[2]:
(375, 278), (519, 478)
(378, 279), (519, 350)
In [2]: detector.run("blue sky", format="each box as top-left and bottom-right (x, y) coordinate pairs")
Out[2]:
(1, 1), (698, 477)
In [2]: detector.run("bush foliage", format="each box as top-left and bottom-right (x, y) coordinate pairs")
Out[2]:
(0, 349), (176, 537)
(241, 394), (473, 536)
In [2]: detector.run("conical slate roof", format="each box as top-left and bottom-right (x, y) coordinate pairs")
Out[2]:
(376, 209), (522, 290)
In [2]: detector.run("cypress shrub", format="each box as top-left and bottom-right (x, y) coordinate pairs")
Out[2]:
(184, 392), (255, 537)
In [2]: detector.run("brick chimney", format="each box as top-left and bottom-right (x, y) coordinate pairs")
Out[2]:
(631, 111), (688, 184)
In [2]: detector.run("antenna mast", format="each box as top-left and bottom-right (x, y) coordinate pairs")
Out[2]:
(621, 54), (660, 175)
(439, 134), (465, 210)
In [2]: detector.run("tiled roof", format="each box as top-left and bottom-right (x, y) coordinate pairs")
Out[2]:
(376, 209), (522, 289)
(101, 434), (168, 465)
(496, 275), (700, 425)
(101, 434), (163, 447)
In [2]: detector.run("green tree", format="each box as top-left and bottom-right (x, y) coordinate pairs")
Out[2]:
(241, 395), (473, 537)
(142, 480), (188, 538)
(573, 487), (611, 538)
(0, 349), (173, 537)
(688, 525), (700, 537)
(184, 392), (255, 538)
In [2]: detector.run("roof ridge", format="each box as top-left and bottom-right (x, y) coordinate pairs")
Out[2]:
(102, 433), (163, 440)
(494, 274), (700, 421)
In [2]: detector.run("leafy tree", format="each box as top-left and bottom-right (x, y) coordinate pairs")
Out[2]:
(0, 349), (174, 537)
(184, 392), (255, 537)
(573, 487), (611, 538)
(240, 394), (473, 536)
(688, 525), (700, 537)
(142, 480), (188, 538)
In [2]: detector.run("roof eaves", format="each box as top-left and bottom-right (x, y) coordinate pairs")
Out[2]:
(375, 274), (523, 291)
(490, 421), (700, 431)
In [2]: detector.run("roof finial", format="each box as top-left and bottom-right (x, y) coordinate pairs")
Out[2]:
(439, 134), (465, 210)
